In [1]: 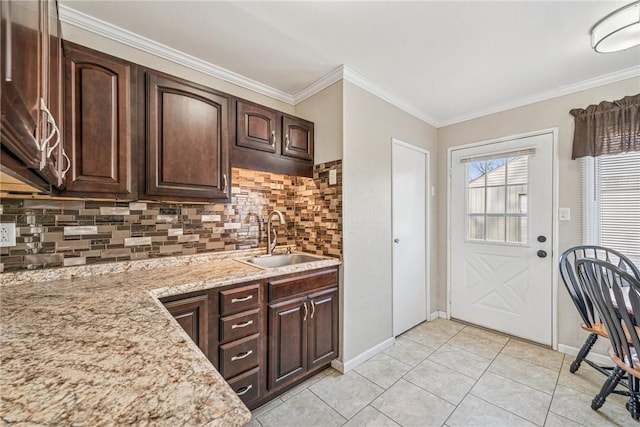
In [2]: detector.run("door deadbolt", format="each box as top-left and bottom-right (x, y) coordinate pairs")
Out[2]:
(537, 235), (547, 243)
(537, 250), (548, 258)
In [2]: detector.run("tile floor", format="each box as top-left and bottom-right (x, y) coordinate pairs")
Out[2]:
(248, 319), (633, 427)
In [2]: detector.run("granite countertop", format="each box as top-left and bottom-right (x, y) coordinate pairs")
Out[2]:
(0, 248), (341, 425)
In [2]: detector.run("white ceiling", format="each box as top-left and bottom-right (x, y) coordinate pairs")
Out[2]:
(59, 1), (640, 127)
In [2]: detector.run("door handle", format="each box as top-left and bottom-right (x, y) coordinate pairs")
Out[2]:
(394, 239), (400, 243)
(537, 235), (547, 243)
(537, 250), (548, 258)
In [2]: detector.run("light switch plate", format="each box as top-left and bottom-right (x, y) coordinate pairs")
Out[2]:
(329, 168), (337, 185)
(558, 208), (571, 221)
(0, 223), (16, 247)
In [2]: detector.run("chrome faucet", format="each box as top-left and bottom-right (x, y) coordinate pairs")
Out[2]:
(266, 210), (286, 255)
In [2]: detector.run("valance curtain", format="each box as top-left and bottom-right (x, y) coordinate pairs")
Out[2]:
(570, 94), (640, 159)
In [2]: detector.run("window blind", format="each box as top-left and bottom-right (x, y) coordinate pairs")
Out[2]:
(581, 152), (640, 265)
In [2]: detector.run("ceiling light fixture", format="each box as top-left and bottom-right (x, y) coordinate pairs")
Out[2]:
(591, 1), (640, 53)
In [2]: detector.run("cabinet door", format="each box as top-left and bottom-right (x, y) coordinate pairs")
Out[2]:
(236, 100), (278, 153)
(164, 295), (209, 356)
(62, 43), (133, 197)
(308, 288), (338, 370)
(146, 72), (229, 200)
(1, 0), (43, 169)
(282, 115), (313, 161)
(268, 296), (307, 389)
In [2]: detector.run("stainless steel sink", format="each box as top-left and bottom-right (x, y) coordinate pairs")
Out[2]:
(241, 253), (324, 268)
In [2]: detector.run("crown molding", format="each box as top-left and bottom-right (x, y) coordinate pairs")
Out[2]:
(439, 65), (640, 127)
(293, 65), (345, 104)
(341, 66), (441, 127)
(58, 5), (639, 130)
(294, 65), (440, 127)
(58, 5), (294, 104)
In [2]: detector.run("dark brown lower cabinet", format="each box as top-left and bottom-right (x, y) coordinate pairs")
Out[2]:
(163, 294), (208, 356)
(268, 295), (308, 389)
(161, 266), (338, 410)
(308, 288), (339, 370)
(267, 268), (339, 392)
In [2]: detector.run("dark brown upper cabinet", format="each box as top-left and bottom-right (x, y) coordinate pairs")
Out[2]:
(1, 0), (65, 190)
(236, 100), (279, 154)
(232, 99), (314, 177)
(143, 71), (230, 201)
(61, 42), (135, 198)
(282, 115), (313, 161)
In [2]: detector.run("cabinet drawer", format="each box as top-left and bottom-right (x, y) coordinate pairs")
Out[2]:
(219, 333), (259, 379)
(219, 308), (260, 343)
(220, 283), (260, 315)
(269, 268), (338, 302)
(227, 367), (260, 405)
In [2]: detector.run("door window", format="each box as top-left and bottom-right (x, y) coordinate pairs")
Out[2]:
(466, 156), (530, 244)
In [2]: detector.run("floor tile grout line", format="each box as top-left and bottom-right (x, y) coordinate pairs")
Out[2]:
(352, 371), (410, 426)
(467, 392), (548, 427)
(483, 364), (559, 397)
(307, 369), (385, 423)
(297, 387), (348, 424)
(542, 353), (566, 427)
(440, 337), (511, 427)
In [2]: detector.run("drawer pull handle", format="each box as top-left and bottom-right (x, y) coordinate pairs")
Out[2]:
(231, 350), (253, 361)
(237, 384), (253, 396)
(231, 295), (253, 303)
(310, 299), (316, 319)
(303, 301), (308, 321)
(231, 320), (254, 329)
(270, 131), (276, 147)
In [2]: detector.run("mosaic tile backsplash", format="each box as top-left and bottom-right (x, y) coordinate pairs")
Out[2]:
(0, 162), (342, 272)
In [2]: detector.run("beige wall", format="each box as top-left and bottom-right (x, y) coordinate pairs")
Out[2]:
(61, 24), (294, 113)
(437, 77), (640, 353)
(341, 81), (438, 364)
(295, 81), (343, 164)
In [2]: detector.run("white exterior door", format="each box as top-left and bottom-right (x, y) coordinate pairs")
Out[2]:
(449, 132), (554, 345)
(392, 139), (428, 336)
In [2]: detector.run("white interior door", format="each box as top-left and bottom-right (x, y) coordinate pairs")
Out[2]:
(393, 139), (428, 336)
(449, 132), (554, 345)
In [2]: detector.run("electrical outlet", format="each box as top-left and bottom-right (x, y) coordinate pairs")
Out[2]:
(329, 168), (337, 185)
(0, 223), (16, 247)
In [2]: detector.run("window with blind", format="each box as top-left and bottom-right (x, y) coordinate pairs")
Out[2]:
(581, 151), (640, 265)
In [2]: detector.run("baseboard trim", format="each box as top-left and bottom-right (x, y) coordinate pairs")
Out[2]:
(331, 337), (396, 373)
(557, 344), (614, 367)
(429, 311), (447, 321)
